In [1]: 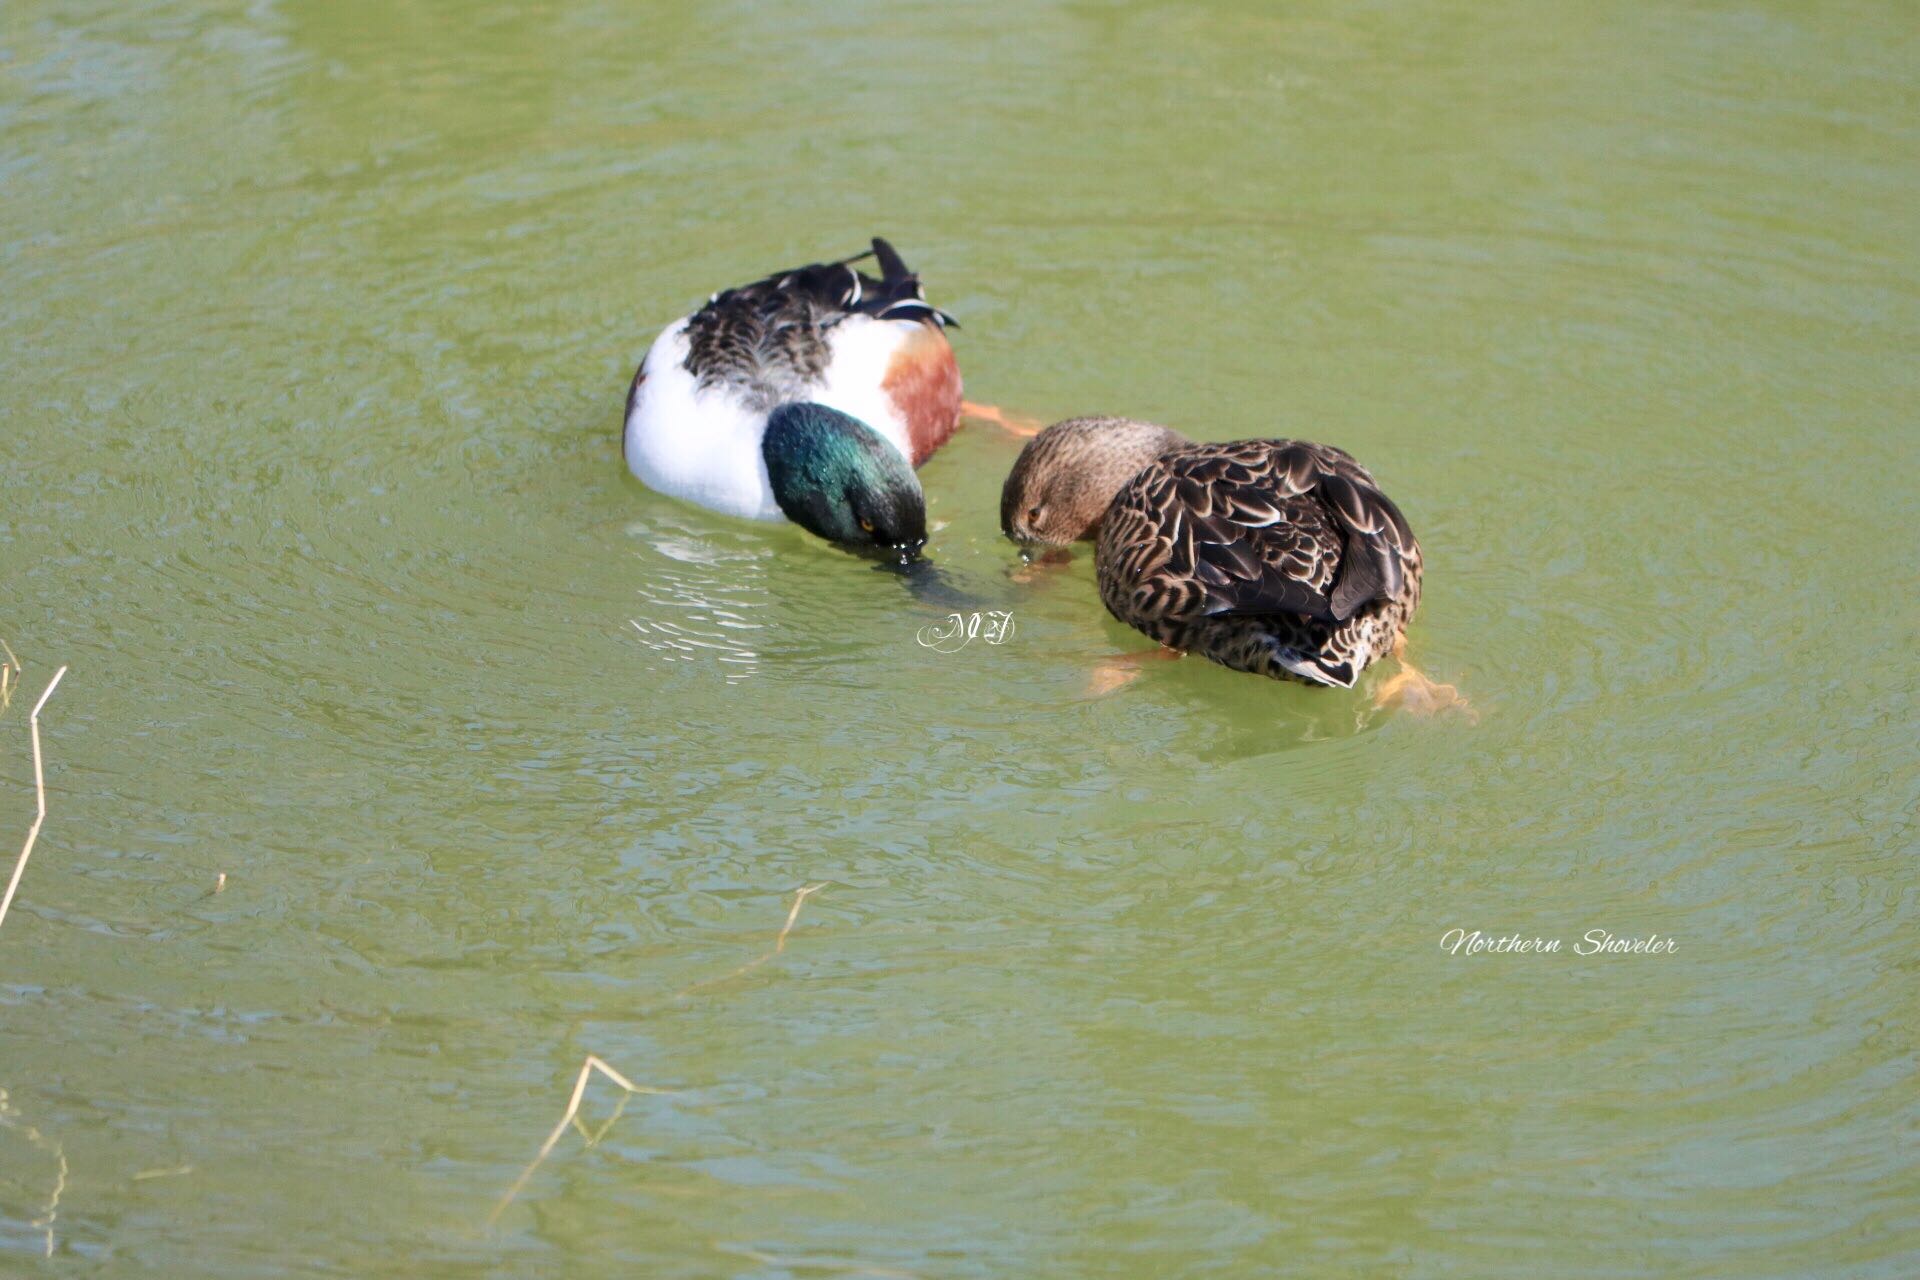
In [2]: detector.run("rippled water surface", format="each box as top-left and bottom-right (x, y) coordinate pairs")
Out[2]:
(3, 1), (1916, 1274)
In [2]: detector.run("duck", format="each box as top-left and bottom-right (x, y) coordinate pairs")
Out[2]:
(623, 238), (963, 560)
(1001, 417), (1465, 707)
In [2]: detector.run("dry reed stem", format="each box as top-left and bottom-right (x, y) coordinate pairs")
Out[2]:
(719, 1243), (920, 1278)
(0, 641), (19, 713)
(130, 1165), (194, 1182)
(571, 1091), (630, 1147)
(674, 882), (826, 999)
(0, 1086), (67, 1258)
(489, 884), (828, 1226)
(488, 1055), (672, 1225)
(0, 666), (68, 935)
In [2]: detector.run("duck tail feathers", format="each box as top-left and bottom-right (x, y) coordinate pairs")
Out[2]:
(870, 236), (911, 282)
(738, 239), (953, 328)
(852, 238), (955, 327)
(1276, 651), (1358, 688)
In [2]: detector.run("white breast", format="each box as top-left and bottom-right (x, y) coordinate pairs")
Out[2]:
(808, 315), (915, 462)
(623, 320), (784, 521)
(621, 313), (922, 522)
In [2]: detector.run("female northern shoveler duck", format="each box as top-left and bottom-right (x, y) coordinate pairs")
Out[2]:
(1001, 417), (1467, 710)
(623, 238), (965, 560)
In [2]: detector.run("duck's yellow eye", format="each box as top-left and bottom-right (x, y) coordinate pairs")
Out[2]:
(859, 518), (875, 533)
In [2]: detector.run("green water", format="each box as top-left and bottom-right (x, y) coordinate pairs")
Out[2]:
(3, 1), (1916, 1274)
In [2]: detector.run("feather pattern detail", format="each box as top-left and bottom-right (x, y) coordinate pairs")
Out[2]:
(1096, 439), (1423, 687)
(681, 237), (956, 413)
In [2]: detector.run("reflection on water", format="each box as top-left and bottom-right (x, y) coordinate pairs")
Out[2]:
(625, 518), (770, 683)
(1, 0), (1916, 1275)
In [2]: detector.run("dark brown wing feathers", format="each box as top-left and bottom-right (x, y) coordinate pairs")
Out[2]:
(1103, 439), (1417, 626)
(681, 237), (955, 408)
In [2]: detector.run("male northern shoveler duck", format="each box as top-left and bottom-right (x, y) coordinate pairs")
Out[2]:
(623, 238), (965, 559)
(1001, 417), (1467, 710)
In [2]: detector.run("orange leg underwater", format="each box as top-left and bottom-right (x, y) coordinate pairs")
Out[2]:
(962, 400), (1044, 438)
(1372, 637), (1475, 720)
(1008, 546), (1073, 586)
(1087, 646), (1184, 697)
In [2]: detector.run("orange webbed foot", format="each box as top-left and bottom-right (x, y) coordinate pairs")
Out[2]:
(1373, 662), (1476, 720)
(1086, 647), (1182, 697)
(962, 400), (1044, 438)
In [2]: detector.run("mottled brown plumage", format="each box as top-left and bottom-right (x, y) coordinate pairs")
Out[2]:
(681, 238), (954, 414)
(1002, 418), (1423, 688)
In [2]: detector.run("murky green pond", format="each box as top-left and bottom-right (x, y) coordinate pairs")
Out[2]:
(3, 1), (1915, 1274)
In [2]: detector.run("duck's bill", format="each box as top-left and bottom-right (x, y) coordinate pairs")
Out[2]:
(844, 538), (926, 566)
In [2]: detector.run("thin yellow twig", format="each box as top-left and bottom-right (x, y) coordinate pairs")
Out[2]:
(0, 1086), (67, 1258)
(774, 883), (824, 953)
(571, 1091), (630, 1147)
(0, 666), (68, 935)
(488, 885), (829, 1228)
(131, 1164), (194, 1182)
(43, 1148), (66, 1257)
(488, 1055), (672, 1225)
(675, 882), (826, 999)
(0, 640), (19, 713)
(718, 1243), (921, 1278)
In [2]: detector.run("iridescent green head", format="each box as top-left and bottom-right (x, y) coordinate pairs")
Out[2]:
(763, 402), (928, 561)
